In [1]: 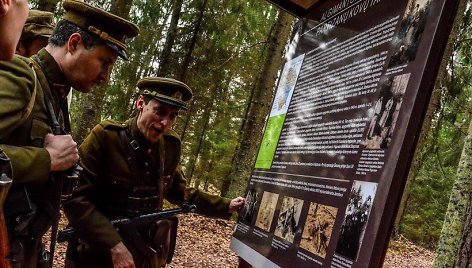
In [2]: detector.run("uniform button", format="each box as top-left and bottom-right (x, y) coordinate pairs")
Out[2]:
(145, 162), (148, 167)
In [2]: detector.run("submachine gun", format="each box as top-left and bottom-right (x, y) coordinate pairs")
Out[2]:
(58, 203), (197, 266)
(46, 92), (82, 268)
(48, 162), (81, 267)
(0, 150), (12, 268)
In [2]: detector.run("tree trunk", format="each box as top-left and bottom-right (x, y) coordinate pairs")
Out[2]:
(222, 11), (294, 198)
(433, 2), (472, 266)
(186, 45), (232, 186)
(157, 0), (184, 77)
(179, 103), (194, 141)
(220, 74), (257, 195)
(456, 199), (472, 267)
(434, 118), (472, 267)
(178, 0), (207, 144)
(393, 0), (467, 233)
(188, 84), (219, 185)
(188, 112), (210, 188)
(179, 0), (208, 82)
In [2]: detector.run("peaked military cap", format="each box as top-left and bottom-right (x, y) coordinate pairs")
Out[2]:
(62, 0), (139, 60)
(138, 77), (193, 110)
(21, 10), (55, 41)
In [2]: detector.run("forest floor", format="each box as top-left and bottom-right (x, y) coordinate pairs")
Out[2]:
(49, 213), (435, 267)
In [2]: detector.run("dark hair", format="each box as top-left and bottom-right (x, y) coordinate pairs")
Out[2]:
(49, 20), (102, 49)
(142, 95), (153, 105)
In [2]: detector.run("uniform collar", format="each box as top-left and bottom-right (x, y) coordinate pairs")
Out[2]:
(35, 48), (71, 96)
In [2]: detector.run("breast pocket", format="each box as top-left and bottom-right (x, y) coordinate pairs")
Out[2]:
(105, 175), (131, 210)
(107, 175), (131, 191)
(106, 175), (131, 199)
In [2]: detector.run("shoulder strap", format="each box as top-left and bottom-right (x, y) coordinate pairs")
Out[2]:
(158, 138), (166, 209)
(32, 55), (65, 134)
(118, 128), (142, 185)
(30, 55), (68, 266)
(119, 129), (167, 210)
(10, 61), (38, 131)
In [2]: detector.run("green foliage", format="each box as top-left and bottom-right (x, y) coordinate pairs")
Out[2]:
(401, 165), (456, 248)
(400, 3), (472, 248)
(169, 0), (279, 187)
(66, 0), (279, 192)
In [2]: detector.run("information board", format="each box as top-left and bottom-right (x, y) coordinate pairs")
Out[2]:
(230, 0), (460, 267)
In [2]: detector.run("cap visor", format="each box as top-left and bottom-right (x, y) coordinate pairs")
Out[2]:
(154, 97), (188, 110)
(105, 43), (128, 61)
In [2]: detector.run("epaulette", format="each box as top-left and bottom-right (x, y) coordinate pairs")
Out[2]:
(99, 119), (128, 130)
(5, 55), (35, 80)
(16, 54), (31, 65)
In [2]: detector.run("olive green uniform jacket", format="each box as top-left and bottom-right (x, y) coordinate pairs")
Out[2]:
(0, 48), (70, 225)
(0, 49), (69, 186)
(0, 49), (70, 267)
(64, 117), (231, 252)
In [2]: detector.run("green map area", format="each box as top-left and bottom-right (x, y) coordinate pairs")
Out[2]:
(255, 114), (286, 169)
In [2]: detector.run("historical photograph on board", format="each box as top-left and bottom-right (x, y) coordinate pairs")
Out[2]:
(300, 203), (338, 259)
(255, 191), (280, 232)
(274, 196), (304, 243)
(241, 189), (260, 224)
(363, 73), (411, 149)
(388, 0), (433, 67)
(335, 181), (378, 261)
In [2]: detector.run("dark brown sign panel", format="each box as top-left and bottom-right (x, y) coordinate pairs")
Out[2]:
(267, 0), (321, 17)
(230, 0), (460, 267)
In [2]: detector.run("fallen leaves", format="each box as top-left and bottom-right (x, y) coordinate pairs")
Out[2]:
(46, 213), (434, 267)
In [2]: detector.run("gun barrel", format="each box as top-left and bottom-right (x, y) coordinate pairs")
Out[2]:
(58, 204), (197, 243)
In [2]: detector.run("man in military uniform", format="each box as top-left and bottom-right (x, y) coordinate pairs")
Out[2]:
(0, 0), (28, 60)
(16, 9), (55, 57)
(64, 77), (245, 268)
(0, 0), (139, 267)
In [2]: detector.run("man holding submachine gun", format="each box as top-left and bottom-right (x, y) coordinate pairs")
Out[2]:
(58, 203), (197, 266)
(63, 77), (245, 268)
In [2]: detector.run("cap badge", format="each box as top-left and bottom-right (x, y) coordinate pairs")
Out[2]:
(173, 91), (182, 100)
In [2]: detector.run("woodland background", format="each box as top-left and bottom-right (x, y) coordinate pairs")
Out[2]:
(27, 0), (472, 266)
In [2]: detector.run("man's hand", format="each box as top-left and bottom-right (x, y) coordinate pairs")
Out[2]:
(44, 133), (79, 172)
(111, 241), (135, 268)
(229, 197), (245, 214)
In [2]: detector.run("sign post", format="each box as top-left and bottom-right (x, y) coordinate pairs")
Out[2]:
(230, 0), (461, 267)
